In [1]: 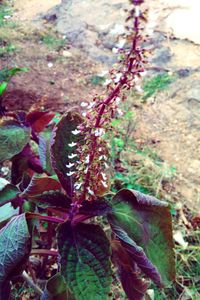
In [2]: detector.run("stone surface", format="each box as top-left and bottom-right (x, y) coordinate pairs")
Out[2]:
(49, 0), (129, 63)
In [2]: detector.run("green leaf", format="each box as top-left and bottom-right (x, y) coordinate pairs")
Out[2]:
(0, 177), (19, 206)
(50, 111), (83, 196)
(109, 189), (175, 285)
(57, 222), (112, 300)
(41, 273), (75, 300)
(0, 82), (7, 96)
(0, 203), (19, 224)
(0, 214), (31, 296)
(0, 120), (31, 162)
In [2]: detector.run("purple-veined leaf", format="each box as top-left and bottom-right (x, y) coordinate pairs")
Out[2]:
(41, 273), (75, 300)
(0, 119), (31, 162)
(111, 224), (162, 286)
(26, 111), (55, 133)
(21, 175), (62, 197)
(20, 175), (71, 208)
(0, 214), (31, 297)
(111, 239), (150, 300)
(79, 198), (112, 216)
(11, 144), (43, 185)
(39, 135), (54, 175)
(50, 111), (83, 196)
(57, 222), (112, 300)
(109, 189), (175, 285)
(0, 177), (19, 207)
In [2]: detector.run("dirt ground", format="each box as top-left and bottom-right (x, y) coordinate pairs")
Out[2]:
(1, 0), (200, 211)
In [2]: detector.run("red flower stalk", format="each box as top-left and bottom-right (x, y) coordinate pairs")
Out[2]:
(69, 0), (148, 210)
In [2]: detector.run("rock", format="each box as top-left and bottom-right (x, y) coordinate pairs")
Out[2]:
(62, 50), (73, 57)
(49, 0), (129, 63)
(177, 68), (190, 78)
(162, 0), (200, 44)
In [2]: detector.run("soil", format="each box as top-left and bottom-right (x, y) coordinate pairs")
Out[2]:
(1, 0), (200, 211)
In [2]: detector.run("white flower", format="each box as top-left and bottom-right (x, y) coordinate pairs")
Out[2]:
(114, 73), (122, 83)
(85, 155), (90, 164)
(71, 129), (81, 135)
(117, 109), (123, 116)
(88, 102), (96, 109)
(74, 182), (82, 190)
(68, 153), (78, 159)
(68, 142), (77, 147)
(135, 6), (140, 18)
(101, 181), (108, 188)
(66, 163), (75, 168)
(99, 155), (107, 161)
(80, 102), (88, 107)
(112, 47), (118, 54)
(87, 187), (94, 196)
(104, 79), (112, 86)
(84, 167), (88, 174)
(104, 162), (109, 169)
(115, 97), (121, 105)
(66, 171), (75, 176)
(82, 112), (87, 117)
(94, 128), (105, 137)
(102, 173), (107, 181)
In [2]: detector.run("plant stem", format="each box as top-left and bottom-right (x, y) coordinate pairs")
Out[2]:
(79, 3), (142, 204)
(22, 271), (43, 296)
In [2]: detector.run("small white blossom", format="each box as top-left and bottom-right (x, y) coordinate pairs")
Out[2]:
(84, 167), (88, 174)
(68, 153), (78, 159)
(66, 171), (75, 176)
(101, 181), (108, 188)
(66, 163), (75, 168)
(80, 102), (88, 107)
(135, 6), (140, 17)
(71, 129), (81, 135)
(88, 102), (96, 109)
(68, 142), (77, 147)
(112, 47), (118, 54)
(115, 97), (121, 105)
(87, 187), (95, 196)
(74, 182), (82, 190)
(85, 155), (90, 164)
(104, 79), (112, 86)
(117, 109), (123, 116)
(82, 112), (87, 117)
(102, 173), (107, 181)
(99, 155), (107, 161)
(114, 73), (122, 83)
(94, 128), (105, 137)
(104, 162), (109, 169)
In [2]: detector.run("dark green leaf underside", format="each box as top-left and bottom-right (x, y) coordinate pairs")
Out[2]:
(57, 222), (112, 300)
(109, 189), (175, 285)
